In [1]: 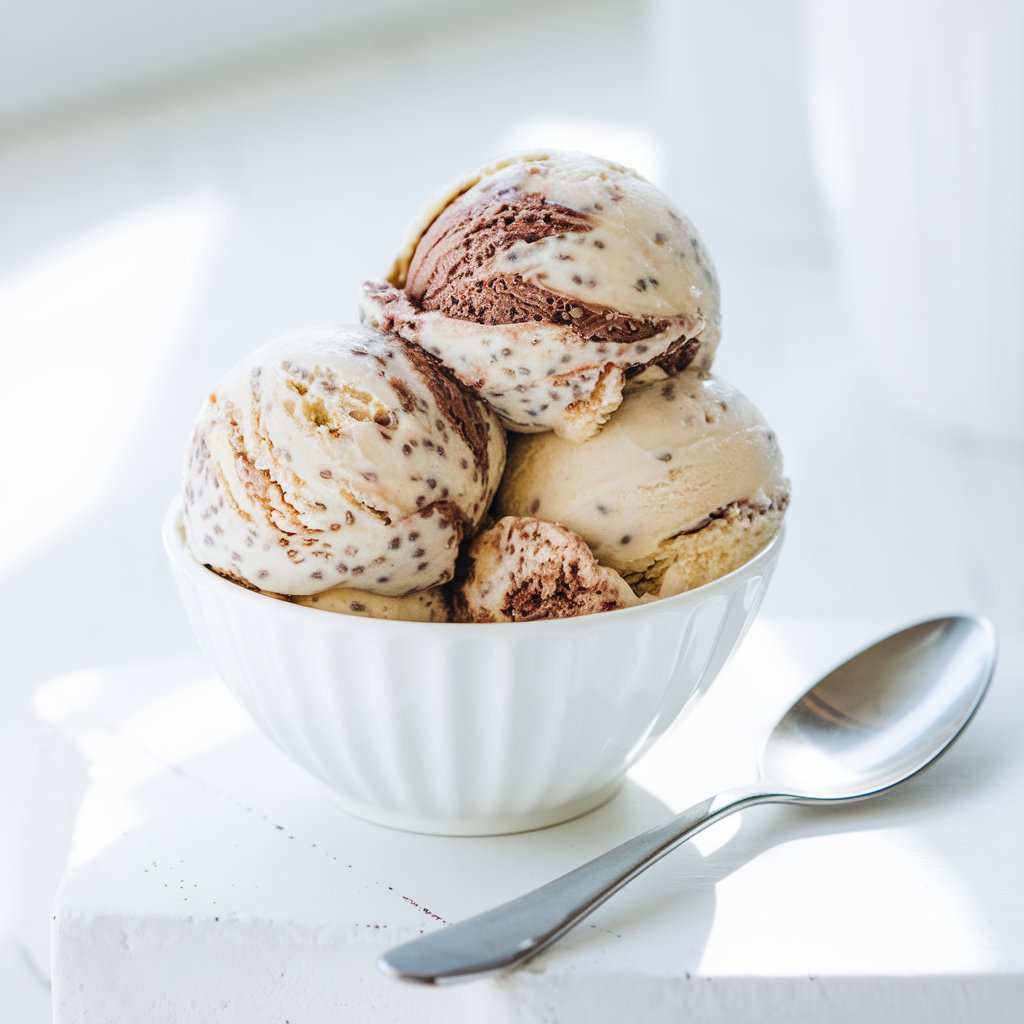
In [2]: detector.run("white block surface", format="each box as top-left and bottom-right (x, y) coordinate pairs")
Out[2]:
(22, 620), (1024, 1022)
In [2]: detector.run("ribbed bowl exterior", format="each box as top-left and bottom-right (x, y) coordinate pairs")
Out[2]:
(163, 501), (780, 834)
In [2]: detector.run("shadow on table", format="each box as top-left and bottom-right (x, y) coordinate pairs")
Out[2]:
(536, 698), (1012, 973)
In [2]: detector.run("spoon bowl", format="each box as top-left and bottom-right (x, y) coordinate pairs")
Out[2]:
(759, 616), (996, 801)
(380, 615), (998, 985)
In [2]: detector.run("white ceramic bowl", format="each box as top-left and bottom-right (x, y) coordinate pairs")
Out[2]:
(163, 500), (782, 835)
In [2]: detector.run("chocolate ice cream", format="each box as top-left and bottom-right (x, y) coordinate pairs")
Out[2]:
(454, 516), (638, 623)
(361, 150), (720, 441)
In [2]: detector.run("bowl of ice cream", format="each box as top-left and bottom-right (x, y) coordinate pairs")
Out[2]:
(164, 500), (782, 836)
(165, 150), (789, 835)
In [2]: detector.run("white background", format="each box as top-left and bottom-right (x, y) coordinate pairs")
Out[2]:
(1, 1), (1021, 1018)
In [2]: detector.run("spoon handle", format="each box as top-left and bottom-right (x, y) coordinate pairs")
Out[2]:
(380, 788), (764, 985)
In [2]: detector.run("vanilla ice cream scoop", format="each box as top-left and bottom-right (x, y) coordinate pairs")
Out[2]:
(292, 584), (450, 622)
(361, 150), (720, 442)
(495, 370), (788, 597)
(182, 325), (505, 596)
(454, 516), (638, 623)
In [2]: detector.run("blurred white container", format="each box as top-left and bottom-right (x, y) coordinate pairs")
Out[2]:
(803, 0), (1024, 445)
(649, 0), (825, 254)
(163, 501), (781, 836)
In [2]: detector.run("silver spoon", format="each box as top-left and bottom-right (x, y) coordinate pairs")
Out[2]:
(380, 615), (997, 985)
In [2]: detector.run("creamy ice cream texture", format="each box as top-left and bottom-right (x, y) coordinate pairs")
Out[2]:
(182, 324), (505, 596)
(292, 584), (450, 622)
(495, 369), (788, 597)
(454, 516), (637, 623)
(361, 150), (720, 441)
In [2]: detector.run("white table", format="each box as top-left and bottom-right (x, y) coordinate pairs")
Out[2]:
(19, 619), (1024, 1023)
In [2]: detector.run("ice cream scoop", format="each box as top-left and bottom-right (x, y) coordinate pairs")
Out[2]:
(454, 516), (637, 623)
(495, 369), (788, 597)
(292, 584), (450, 622)
(182, 324), (505, 596)
(361, 150), (720, 442)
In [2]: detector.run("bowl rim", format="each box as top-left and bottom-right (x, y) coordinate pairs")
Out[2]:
(163, 496), (783, 635)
